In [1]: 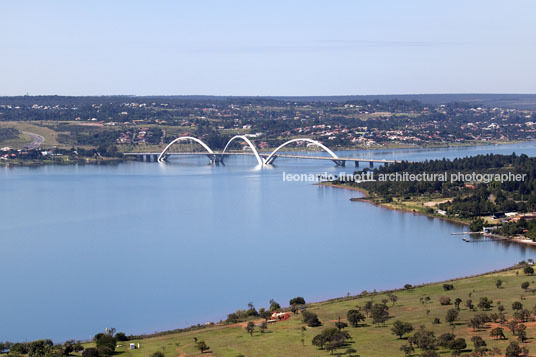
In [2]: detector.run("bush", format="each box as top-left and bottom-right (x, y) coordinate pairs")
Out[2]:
(478, 297), (493, 310)
(303, 311), (322, 327)
(523, 266), (534, 275)
(82, 348), (99, 357)
(439, 296), (451, 305)
(443, 284), (454, 291)
(94, 334), (116, 357)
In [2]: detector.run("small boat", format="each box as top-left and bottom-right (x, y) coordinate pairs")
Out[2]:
(462, 238), (470, 242)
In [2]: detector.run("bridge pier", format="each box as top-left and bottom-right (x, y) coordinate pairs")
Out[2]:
(207, 154), (222, 165)
(332, 160), (345, 167)
(265, 155), (277, 165)
(369, 161), (374, 168)
(354, 161), (359, 167)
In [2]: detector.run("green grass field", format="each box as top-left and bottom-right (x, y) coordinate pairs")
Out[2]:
(83, 266), (536, 357)
(0, 121), (62, 148)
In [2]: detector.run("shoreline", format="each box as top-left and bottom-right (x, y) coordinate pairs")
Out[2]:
(319, 182), (468, 226)
(320, 182), (536, 248)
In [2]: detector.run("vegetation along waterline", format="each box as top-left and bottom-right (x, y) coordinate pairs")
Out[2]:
(328, 153), (536, 247)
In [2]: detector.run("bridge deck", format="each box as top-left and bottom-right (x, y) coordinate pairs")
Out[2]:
(124, 151), (400, 163)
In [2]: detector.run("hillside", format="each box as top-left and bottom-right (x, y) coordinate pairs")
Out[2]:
(82, 265), (536, 357)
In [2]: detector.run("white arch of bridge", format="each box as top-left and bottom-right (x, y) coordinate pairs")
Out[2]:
(263, 138), (340, 165)
(158, 136), (214, 162)
(221, 135), (263, 166)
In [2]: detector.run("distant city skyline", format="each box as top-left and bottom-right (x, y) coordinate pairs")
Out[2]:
(1, 0), (535, 96)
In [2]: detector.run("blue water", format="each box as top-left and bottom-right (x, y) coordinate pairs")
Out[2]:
(1, 142), (536, 342)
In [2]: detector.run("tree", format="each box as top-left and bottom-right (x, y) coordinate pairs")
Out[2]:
(521, 281), (530, 290)
(62, 341), (74, 356)
(363, 301), (373, 317)
(346, 310), (365, 327)
(114, 332), (128, 341)
(523, 266), (534, 275)
(471, 336), (487, 353)
(496, 279), (503, 288)
(303, 311), (322, 327)
(466, 299), (475, 311)
(469, 313), (490, 331)
(259, 308), (271, 321)
(290, 304), (301, 314)
(490, 327), (506, 340)
(29, 340), (55, 357)
(517, 325), (528, 343)
(505, 342), (523, 357)
(446, 309), (459, 325)
(151, 352), (164, 357)
(94, 334), (116, 357)
(259, 321), (268, 333)
(512, 301), (523, 311)
(470, 218), (485, 232)
(478, 297), (493, 310)
(325, 343), (336, 355)
(443, 283), (455, 291)
(454, 298), (462, 310)
(196, 340), (209, 354)
(514, 309), (530, 322)
(334, 321), (348, 331)
(507, 320), (519, 334)
(246, 302), (258, 317)
(411, 326), (437, 351)
(400, 343), (414, 356)
(370, 303), (389, 325)
(312, 334), (327, 349)
(73, 343), (84, 353)
(391, 320), (414, 339)
(388, 293), (398, 306)
(245, 322), (255, 336)
(269, 299), (281, 311)
(448, 338), (467, 356)
(289, 297), (305, 305)
(312, 328), (349, 352)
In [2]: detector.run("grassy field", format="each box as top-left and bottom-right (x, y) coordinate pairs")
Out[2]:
(0, 121), (62, 147)
(83, 266), (536, 357)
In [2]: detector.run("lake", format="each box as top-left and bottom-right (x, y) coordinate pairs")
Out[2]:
(2, 142), (536, 341)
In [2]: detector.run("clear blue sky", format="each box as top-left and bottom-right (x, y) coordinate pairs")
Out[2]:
(1, 0), (535, 96)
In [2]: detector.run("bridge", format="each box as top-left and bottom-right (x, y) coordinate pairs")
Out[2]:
(124, 136), (401, 167)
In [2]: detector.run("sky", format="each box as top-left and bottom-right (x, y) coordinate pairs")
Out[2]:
(1, 0), (535, 96)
